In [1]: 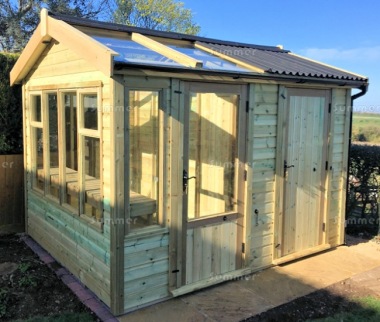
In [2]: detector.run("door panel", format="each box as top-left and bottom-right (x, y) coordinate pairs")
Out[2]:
(182, 83), (246, 286)
(282, 90), (329, 257)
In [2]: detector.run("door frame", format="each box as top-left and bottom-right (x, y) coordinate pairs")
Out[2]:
(170, 81), (248, 290)
(274, 87), (331, 262)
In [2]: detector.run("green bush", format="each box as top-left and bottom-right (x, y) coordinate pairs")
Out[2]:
(347, 144), (380, 236)
(0, 53), (22, 154)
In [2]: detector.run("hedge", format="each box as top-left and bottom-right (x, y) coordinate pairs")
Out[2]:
(0, 53), (22, 154)
(347, 143), (380, 236)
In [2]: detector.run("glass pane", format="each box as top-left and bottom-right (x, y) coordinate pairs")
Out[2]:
(169, 45), (251, 72)
(32, 95), (41, 122)
(83, 136), (101, 220)
(64, 93), (78, 209)
(93, 36), (182, 67)
(129, 90), (159, 229)
(83, 94), (98, 130)
(33, 128), (44, 191)
(48, 93), (59, 198)
(187, 93), (238, 219)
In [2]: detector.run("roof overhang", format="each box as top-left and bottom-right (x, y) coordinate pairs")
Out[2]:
(113, 62), (368, 89)
(10, 9), (118, 85)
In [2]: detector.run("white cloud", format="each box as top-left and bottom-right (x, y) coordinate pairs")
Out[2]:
(299, 46), (380, 62)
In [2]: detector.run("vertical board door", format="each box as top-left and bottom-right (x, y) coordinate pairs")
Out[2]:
(181, 83), (246, 286)
(281, 89), (329, 257)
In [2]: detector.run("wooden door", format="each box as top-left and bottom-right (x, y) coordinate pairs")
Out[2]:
(281, 89), (329, 257)
(181, 83), (246, 286)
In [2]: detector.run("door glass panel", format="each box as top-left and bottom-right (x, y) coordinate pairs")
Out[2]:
(187, 92), (238, 219)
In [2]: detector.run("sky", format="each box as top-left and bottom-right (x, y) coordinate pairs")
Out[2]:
(183, 0), (379, 112)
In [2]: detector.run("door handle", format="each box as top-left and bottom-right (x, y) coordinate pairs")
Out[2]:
(284, 160), (295, 169)
(183, 170), (196, 193)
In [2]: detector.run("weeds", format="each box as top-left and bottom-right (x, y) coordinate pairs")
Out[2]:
(17, 262), (37, 287)
(0, 288), (9, 318)
(18, 263), (31, 274)
(18, 275), (37, 288)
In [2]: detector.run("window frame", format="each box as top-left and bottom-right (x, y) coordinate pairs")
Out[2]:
(28, 86), (103, 229)
(125, 85), (168, 233)
(77, 88), (102, 221)
(29, 91), (44, 193)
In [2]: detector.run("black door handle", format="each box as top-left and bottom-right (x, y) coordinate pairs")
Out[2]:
(183, 170), (196, 192)
(284, 160), (295, 169)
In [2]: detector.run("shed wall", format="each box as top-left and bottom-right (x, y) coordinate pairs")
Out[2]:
(247, 84), (278, 268)
(124, 230), (170, 311)
(327, 88), (351, 246)
(24, 41), (112, 306)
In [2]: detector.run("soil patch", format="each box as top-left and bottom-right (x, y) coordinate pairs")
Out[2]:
(244, 235), (380, 322)
(0, 233), (98, 321)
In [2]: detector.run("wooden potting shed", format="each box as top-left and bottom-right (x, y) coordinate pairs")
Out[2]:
(10, 9), (368, 314)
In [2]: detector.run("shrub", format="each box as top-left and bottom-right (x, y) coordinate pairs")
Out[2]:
(0, 53), (22, 154)
(347, 144), (380, 236)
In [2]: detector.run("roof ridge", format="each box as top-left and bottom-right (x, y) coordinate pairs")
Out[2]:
(48, 11), (287, 53)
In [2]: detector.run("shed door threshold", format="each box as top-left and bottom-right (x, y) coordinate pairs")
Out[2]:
(273, 243), (331, 266)
(171, 267), (253, 297)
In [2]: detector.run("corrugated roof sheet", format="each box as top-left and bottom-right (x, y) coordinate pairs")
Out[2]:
(197, 42), (367, 81)
(49, 12), (368, 83)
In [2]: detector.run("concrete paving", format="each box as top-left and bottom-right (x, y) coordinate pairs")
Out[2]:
(119, 238), (380, 322)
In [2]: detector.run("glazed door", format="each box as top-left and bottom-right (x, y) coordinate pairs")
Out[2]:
(281, 89), (329, 257)
(181, 83), (246, 286)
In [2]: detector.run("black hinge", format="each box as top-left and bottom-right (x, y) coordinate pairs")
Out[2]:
(244, 170), (248, 181)
(328, 103), (331, 113)
(246, 101), (250, 113)
(174, 90), (182, 94)
(322, 223), (326, 232)
(325, 161), (328, 170)
(242, 242), (245, 254)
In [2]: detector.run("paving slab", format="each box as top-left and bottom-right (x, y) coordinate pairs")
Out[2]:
(236, 267), (317, 307)
(118, 239), (380, 322)
(118, 298), (209, 322)
(350, 265), (380, 296)
(278, 245), (380, 289)
(181, 282), (272, 322)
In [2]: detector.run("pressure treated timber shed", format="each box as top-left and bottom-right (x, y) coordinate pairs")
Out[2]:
(10, 9), (369, 315)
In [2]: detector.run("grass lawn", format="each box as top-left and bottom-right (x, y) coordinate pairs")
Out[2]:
(352, 113), (380, 143)
(309, 296), (380, 322)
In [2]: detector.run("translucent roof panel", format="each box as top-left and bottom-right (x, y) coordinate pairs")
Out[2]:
(169, 45), (251, 72)
(93, 36), (182, 67)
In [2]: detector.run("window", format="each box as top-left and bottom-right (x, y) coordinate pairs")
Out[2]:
(30, 94), (44, 191)
(129, 90), (161, 229)
(63, 92), (78, 209)
(29, 88), (103, 226)
(47, 93), (59, 199)
(78, 91), (101, 222)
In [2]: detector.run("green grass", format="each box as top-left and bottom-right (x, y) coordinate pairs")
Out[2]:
(352, 113), (380, 143)
(309, 296), (380, 322)
(14, 312), (95, 322)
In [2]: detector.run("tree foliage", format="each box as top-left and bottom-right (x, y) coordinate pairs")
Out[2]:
(0, 53), (22, 154)
(112, 0), (200, 35)
(0, 0), (111, 52)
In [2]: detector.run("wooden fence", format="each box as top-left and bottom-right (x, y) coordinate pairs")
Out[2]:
(0, 154), (24, 233)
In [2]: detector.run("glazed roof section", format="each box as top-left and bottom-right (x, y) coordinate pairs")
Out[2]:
(49, 12), (368, 83)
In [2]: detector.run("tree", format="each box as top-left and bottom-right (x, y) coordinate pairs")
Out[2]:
(0, 0), (110, 52)
(112, 0), (200, 35)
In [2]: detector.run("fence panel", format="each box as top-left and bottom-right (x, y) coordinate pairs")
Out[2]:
(0, 154), (24, 233)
